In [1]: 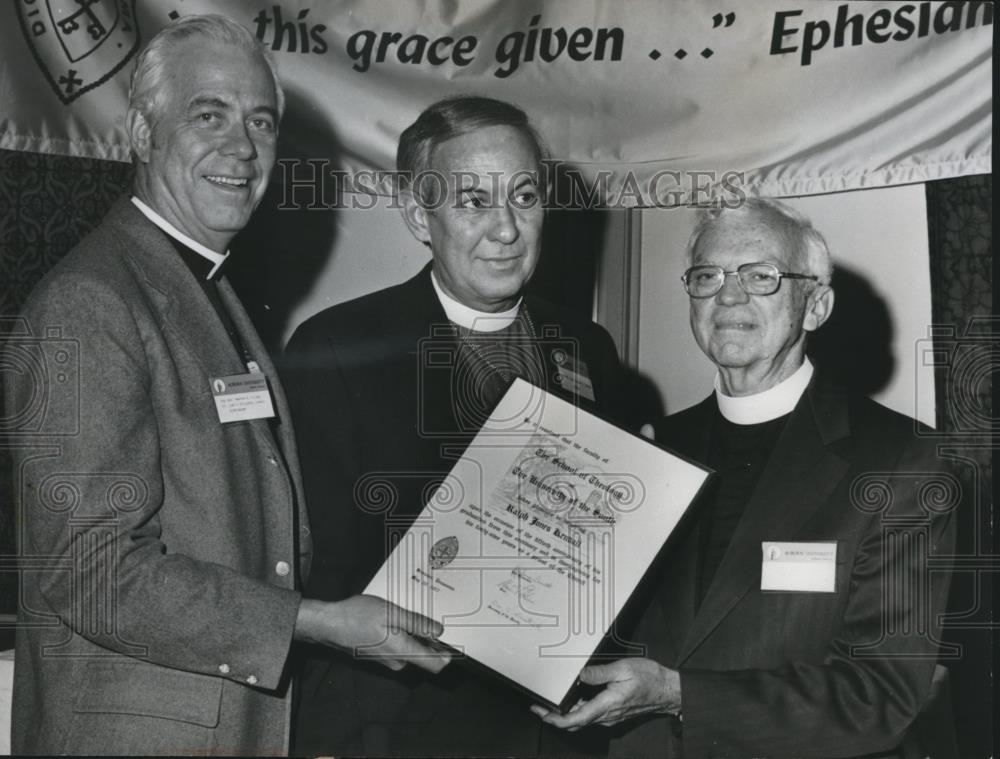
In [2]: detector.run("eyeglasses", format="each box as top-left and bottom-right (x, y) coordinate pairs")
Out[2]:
(681, 263), (819, 298)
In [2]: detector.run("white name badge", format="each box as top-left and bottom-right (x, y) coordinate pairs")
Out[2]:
(211, 373), (276, 423)
(761, 541), (837, 593)
(552, 353), (596, 402)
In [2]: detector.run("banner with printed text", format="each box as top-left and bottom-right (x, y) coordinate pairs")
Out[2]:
(0, 0), (991, 205)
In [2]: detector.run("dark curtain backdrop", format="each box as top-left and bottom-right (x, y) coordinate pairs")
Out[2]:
(0, 147), (993, 755)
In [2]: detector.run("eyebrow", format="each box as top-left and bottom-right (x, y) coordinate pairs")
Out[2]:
(188, 97), (278, 122)
(251, 105), (279, 122)
(455, 175), (538, 193)
(188, 96), (231, 112)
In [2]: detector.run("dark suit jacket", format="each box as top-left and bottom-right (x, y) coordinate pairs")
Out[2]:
(283, 265), (626, 757)
(7, 198), (311, 755)
(609, 374), (955, 758)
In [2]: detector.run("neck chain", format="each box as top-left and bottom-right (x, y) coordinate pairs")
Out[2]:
(458, 307), (540, 384)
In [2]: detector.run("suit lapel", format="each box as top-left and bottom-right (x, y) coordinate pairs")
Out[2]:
(678, 378), (851, 663)
(109, 199), (283, 458)
(217, 278), (287, 455)
(396, 266), (464, 442)
(667, 398), (714, 464)
(652, 398), (715, 658)
(108, 199), (245, 380)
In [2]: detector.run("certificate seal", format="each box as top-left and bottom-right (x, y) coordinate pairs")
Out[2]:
(429, 536), (459, 569)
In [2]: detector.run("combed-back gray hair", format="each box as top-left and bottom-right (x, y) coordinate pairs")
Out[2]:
(685, 197), (833, 285)
(128, 14), (284, 128)
(396, 95), (548, 204)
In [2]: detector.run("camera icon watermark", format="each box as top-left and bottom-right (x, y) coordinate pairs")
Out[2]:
(914, 317), (997, 437)
(1, 317), (80, 437)
(416, 323), (582, 439)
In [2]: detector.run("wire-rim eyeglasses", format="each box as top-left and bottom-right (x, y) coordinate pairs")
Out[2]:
(681, 262), (819, 298)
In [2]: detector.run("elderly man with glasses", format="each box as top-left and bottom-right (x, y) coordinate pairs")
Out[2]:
(534, 198), (955, 759)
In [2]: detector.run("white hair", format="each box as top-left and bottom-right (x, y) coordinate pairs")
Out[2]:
(685, 197), (833, 284)
(128, 14), (284, 129)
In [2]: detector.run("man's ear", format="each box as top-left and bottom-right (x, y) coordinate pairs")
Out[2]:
(399, 188), (432, 246)
(803, 285), (834, 333)
(125, 107), (153, 163)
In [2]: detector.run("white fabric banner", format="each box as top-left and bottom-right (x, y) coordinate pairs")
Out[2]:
(0, 0), (991, 205)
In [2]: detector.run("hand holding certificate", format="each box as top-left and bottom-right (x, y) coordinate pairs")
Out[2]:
(365, 379), (710, 709)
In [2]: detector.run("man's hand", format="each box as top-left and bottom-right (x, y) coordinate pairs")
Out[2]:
(295, 595), (451, 673)
(530, 658), (681, 731)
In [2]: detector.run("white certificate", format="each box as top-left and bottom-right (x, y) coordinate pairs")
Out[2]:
(364, 379), (711, 708)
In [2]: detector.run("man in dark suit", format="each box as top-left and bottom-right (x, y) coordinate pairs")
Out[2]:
(533, 198), (955, 758)
(6, 15), (446, 756)
(284, 96), (626, 756)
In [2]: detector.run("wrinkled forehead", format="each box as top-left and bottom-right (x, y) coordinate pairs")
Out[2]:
(692, 208), (804, 268)
(429, 125), (539, 179)
(167, 39), (277, 109)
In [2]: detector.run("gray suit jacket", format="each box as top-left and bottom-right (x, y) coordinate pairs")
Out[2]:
(7, 198), (311, 755)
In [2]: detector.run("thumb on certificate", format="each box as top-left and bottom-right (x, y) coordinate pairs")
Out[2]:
(639, 423), (656, 440)
(393, 604), (445, 639)
(393, 627), (452, 673)
(409, 645), (452, 674)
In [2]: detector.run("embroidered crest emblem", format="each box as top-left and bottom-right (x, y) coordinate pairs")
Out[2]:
(429, 536), (459, 570)
(17, 0), (140, 104)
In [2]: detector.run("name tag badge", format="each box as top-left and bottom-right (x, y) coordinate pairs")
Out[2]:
(211, 373), (275, 423)
(552, 351), (596, 402)
(761, 541), (837, 593)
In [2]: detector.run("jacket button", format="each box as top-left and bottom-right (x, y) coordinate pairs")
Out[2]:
(266, 455), (278, 466)
(275, 561), (290, 577)
(218, 663), (230, 674)
(246, 674), (258, 685)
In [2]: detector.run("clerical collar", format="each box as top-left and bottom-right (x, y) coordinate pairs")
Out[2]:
(715, 359), (814, 425)
(131, 196), (229, 279)
(430, 270), (521, 332)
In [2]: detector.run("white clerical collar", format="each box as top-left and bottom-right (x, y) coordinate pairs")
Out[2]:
(131, 197), (229, 279)
(430, 270), (521, 332)
(715, 359), (814, 425)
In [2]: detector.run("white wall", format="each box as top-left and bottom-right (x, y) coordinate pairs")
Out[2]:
(280, 185), (936, 429)
(283, 196), (430, 341)
(635, 185), (936, 426)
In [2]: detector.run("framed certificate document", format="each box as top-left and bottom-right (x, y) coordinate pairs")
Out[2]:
(364, 379), (711, 710)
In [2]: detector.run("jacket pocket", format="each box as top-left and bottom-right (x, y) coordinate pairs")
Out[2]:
(73, 660), (224, 727)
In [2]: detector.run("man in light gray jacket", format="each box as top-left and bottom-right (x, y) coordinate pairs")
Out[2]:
(7, 15), (447, 756)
